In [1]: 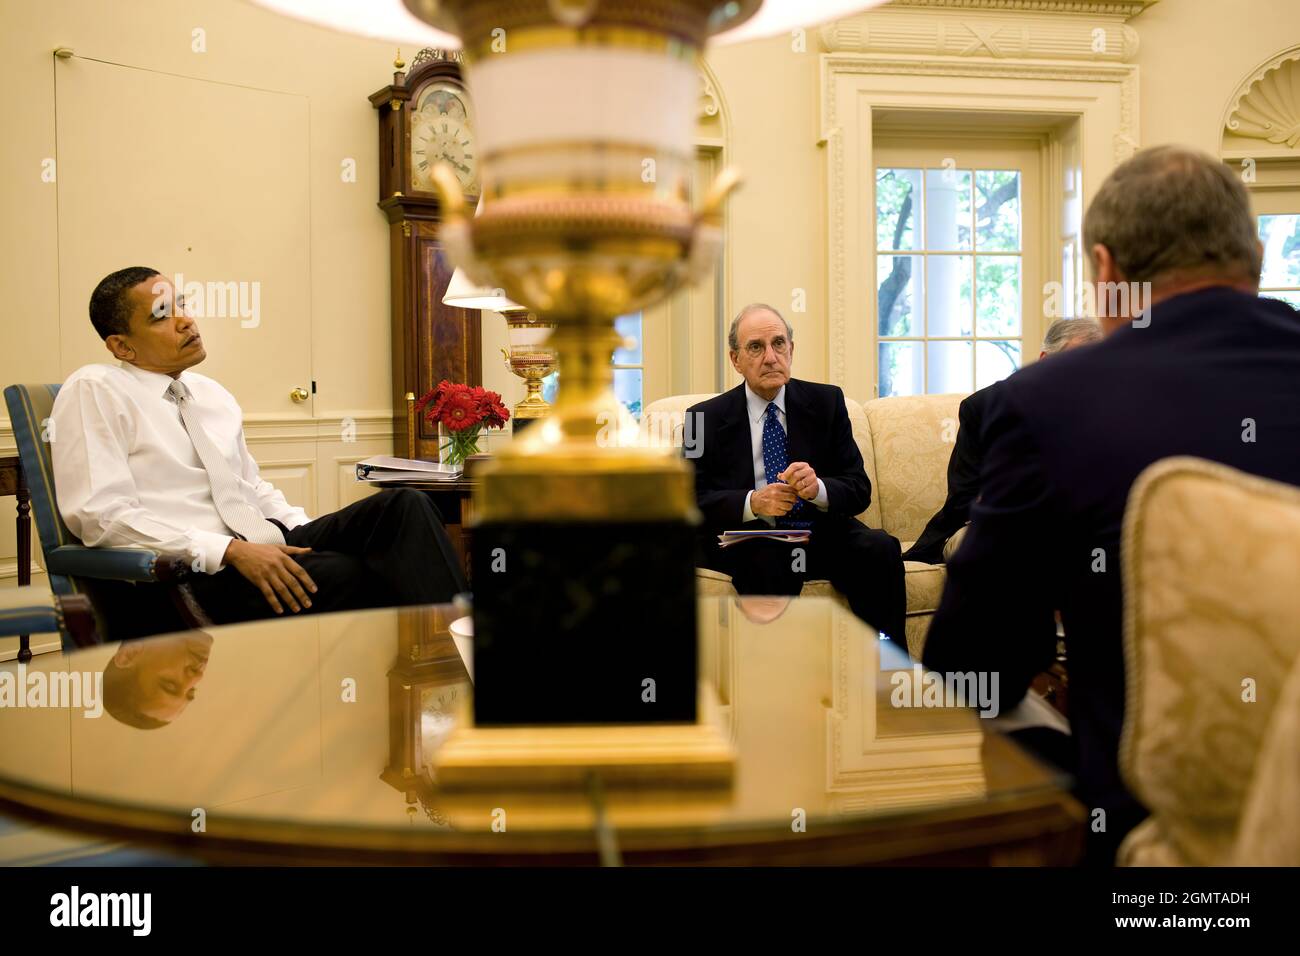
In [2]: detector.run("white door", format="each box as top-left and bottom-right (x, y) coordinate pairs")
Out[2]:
(55, 57), (314, 419)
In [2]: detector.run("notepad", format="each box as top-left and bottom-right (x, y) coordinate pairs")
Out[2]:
(717, 529), (812, 548)
(355, 455), (462, 482)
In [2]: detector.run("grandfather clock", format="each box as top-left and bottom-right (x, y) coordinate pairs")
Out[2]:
(370, 49), (482, 459)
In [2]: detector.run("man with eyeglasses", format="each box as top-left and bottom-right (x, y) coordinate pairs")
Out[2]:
(686, 303), (906, 646)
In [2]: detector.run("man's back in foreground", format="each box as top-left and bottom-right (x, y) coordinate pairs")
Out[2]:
(923, 145), (1298, 861)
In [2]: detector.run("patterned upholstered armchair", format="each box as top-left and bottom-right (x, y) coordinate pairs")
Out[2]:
(3, 383), (212, 647)
(1119, 457), (1300, 866)
(641, 391), (963, 658)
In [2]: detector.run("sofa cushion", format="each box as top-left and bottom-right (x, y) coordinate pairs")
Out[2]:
(862, 393), (964, 543)
(903, 558), (945, 616)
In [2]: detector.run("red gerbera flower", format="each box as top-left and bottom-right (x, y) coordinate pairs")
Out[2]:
(440, 391), (480, 432)
(418, 380), (509, 440)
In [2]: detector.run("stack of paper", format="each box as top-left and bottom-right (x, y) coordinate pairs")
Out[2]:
(356, 456), (463, 483)
(717, 529), (812, 548)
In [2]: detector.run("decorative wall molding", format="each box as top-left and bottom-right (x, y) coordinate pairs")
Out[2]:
(887, 0), (1157, 16)
(333, 453), (382, 509)
(699, 69), (720, 119)
(1224, 46), (1300, 151)
(822, 5), (1143, 62)
(1, 412), (396, 451)
(826, 603), (984, 807)
(0, 559), (46, 583)
(255, 456), (318, 516)
(241, 412), (395, 446)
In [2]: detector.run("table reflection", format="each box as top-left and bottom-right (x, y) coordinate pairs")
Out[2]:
(103, 630), (213, 728)
(0, 597), (1070, 861)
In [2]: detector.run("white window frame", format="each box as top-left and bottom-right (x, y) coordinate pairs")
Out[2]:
(821, 37), (1138, 401)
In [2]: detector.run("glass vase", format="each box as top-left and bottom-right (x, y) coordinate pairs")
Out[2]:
(438, 423), (481, 469)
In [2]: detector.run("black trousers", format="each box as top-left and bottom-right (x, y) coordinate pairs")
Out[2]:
(698, 520), (907, 644)
(189, 488), (468, 626)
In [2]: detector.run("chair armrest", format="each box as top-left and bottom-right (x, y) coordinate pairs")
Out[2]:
(45, 545), (194, 583)
(0, 587), (59, 636)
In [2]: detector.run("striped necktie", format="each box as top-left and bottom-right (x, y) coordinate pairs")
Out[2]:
(166, 379), (285, 546)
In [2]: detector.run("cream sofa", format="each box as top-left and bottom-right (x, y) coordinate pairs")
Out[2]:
(642, 391), (964, 658)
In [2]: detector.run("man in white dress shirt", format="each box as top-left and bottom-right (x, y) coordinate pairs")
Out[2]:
(51, 266), (467, 631)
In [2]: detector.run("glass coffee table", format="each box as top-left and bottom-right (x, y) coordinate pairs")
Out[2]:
(0, 596), (1082, 864)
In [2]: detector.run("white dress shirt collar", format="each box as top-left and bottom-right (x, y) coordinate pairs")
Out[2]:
(744, 382), (786, 425)
(118, 360), (187, 398)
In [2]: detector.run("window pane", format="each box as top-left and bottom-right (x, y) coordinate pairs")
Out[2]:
(926, 340), (973, 394)
(926, 254), (972, 336)
(877, 168), (921, 251)
(925, 168), (972, 251)
(1259, 215), (1300, 287)
(613, 312), (642, 365)
(613, 367), (642, 421)
(975, 340), (1021, 390)
(879, 342), (923, 398)
(877, 255), (923, 337)
(976, 256), (1021, 337)
(976, 169), (1020, 251)
(542, 371), (559, 405)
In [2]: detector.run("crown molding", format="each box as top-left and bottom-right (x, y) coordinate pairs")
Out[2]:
(885, 0), (1157, 18)
(824, 5), (1142, 62)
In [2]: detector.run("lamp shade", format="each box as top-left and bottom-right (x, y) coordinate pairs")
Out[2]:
(442, 267), (523, 313)
(243, 1), (886, 48)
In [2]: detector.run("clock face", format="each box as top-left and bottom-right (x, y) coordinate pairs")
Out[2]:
(410, 80), (478, 197)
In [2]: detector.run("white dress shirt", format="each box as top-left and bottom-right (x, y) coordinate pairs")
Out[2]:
(50, 361), (311, 574)
(740, 383), (829, 524)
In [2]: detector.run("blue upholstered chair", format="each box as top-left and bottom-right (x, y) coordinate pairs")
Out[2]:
(3, 383), (212, 650)
(0, 588), (98, 660)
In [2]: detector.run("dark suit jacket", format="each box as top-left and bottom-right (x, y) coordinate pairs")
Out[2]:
(903, 381), (1003, 564)
(922, 287), (1300, 841)
(687, 378), (872, 533)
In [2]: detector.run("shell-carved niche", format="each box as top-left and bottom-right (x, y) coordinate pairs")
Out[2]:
(1226, 48), (1300, 149)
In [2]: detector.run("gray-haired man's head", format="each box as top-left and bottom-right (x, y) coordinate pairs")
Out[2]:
(728, 304), (795, 401)
(1041, 318), (1102, 358)
(1082, 145), (1261, 333)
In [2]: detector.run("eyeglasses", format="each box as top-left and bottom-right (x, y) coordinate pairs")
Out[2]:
(742, 338), (790, 358)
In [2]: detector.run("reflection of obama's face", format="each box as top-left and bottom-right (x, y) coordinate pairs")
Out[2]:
(103, 632), (213, 729)
(735, 596), (792, 625)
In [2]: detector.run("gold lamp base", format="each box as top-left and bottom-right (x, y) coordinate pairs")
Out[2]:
(498, 306), (556, 425)
(432, 682), (735, 791)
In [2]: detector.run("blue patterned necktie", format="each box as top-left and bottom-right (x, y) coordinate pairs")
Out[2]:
(761, 402), (808, 528)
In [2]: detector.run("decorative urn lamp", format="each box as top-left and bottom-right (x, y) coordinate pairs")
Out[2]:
(442, 266), (557, 430)
(246, 0), (885, 784)
(419, 0), (753, 735)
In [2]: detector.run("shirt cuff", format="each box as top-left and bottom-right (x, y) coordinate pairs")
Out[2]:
(742, 490), (756, 523)
(811, 479), (829, 510)
(192, 531), (235, 575)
